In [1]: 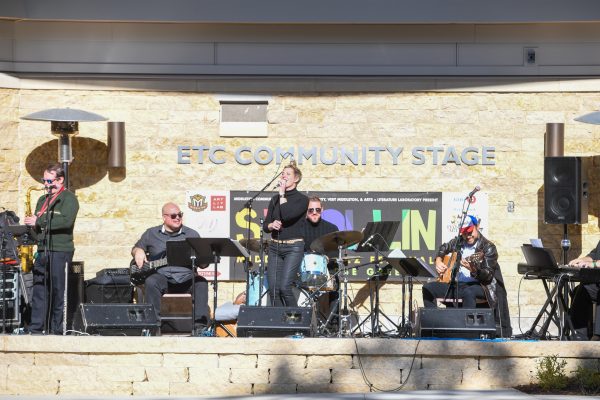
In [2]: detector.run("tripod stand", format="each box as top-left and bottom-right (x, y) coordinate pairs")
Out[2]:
(385, 254), (437, 336)
(351, 221), (400, 337)
(186, 238), (249, 336)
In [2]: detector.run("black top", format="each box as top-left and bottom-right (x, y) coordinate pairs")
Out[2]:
(262, 188), (309, 240)
(303, 218), (338, 253)
(586, 240), (600, 260)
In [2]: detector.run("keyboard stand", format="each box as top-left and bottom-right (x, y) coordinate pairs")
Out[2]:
(524, 272), (578, 340)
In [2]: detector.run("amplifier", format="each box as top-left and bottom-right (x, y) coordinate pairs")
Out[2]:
(74, 303), (159, 336)
(237, 305), (316, 338)
(417, 307), (496, 339)
(85, 283), (132, 304)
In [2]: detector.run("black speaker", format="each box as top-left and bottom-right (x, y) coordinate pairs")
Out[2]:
(237, 306), (316, 338)
(417, 308), (496, 339)
(85, 284), (133, 304)
(67, 261), (84, 330)
(74, 303), (159, 336)
(544, 156), (589, 224)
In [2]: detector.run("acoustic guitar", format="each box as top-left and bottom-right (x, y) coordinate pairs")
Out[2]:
(438, 251), (484, 283)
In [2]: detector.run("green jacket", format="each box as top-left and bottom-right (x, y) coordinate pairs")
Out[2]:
(34, 189), (79, 252)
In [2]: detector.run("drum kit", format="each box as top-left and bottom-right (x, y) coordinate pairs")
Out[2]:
(241, 230), (368, 337)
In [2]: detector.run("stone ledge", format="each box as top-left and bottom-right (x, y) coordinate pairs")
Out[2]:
(3, 336), (600, 359)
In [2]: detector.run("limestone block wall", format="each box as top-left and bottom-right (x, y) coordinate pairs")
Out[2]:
(1, 336), (599, 396)
(1, 79), (600, 329)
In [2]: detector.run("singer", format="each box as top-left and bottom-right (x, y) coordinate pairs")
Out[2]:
(262, 161), (309, 306)
(421, 215), (512, 337)
(24, 163), (79, 335)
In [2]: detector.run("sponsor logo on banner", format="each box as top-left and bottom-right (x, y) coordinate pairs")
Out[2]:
(188, 194), (208, 212)
(211, 195), (227, 211)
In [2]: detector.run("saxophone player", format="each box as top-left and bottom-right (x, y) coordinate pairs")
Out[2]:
(24, 163), (79, 335)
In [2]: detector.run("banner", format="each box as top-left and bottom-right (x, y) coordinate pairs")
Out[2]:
(183, 190), (487, 282)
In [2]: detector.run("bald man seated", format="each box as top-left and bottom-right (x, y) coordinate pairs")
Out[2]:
(131, 202), (209, 334)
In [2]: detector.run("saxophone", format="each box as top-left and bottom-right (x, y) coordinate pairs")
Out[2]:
(19, 186), (43, 273)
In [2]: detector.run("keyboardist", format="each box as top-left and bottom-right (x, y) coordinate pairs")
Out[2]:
(568, 240), (600, 341)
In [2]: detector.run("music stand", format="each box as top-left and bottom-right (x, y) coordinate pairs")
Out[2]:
(354, 221), (400, 337)
(385, 255), (437, 337)
(186, 238), (249, 336)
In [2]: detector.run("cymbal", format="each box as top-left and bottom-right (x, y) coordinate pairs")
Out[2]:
(332, 255), (362, 261)
(239, 238), (269, 253)
(310, 230), (363, 254)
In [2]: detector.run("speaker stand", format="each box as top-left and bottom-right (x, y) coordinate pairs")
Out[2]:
(561, 224), (570, 266)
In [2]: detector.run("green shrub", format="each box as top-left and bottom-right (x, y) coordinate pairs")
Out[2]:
(536, 355), (568, 391)
(573, 366), (600, 395)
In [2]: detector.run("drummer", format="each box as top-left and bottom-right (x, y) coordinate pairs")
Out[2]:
(303, 197), (340, 318)
(303, 196), (338, 254)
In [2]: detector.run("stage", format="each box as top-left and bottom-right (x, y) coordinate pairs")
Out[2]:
(0, 335), (597, 396)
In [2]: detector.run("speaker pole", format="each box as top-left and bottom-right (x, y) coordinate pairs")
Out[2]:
(561, 224), (570, 266)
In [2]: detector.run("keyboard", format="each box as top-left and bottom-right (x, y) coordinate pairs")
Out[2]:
(518, 263), (600, 283)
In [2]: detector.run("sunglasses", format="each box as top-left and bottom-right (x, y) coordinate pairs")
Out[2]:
(41, 178), (57, 184)
(164, 212), (183, 219)
(308, 208), (322, 214)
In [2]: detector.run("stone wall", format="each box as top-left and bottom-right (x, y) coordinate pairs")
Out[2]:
(1, 79), (600, 329)
(1, 336), (599, 396)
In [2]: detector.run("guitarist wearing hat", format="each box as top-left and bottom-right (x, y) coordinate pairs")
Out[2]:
(421, 215), (512, 338)
(131, 202), (209, 333)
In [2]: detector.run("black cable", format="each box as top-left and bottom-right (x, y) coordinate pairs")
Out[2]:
(352, 335), (421, 392)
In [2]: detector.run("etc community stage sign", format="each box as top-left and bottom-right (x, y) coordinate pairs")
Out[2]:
(177, 145), (496, 166)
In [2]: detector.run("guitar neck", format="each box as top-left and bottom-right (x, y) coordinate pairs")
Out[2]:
(148, 257), (168, 269)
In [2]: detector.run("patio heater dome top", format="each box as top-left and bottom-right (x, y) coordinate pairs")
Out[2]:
(22, 108), (108, 123)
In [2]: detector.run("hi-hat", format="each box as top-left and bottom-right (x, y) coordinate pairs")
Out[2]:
(310, 230), (363, 254)
(239, 238), (269, 253)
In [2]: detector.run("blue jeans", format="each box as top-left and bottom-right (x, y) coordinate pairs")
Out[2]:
(267, 241), (304, 307)
(422, 281), (486, 308)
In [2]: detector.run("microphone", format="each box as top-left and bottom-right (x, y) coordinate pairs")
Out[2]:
(363, 234), (376, 248)
(272, 182), (281, 190)
(467, 185), (481, 199)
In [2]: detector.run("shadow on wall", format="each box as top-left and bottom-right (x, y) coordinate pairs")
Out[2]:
(25, 137), (126, 189)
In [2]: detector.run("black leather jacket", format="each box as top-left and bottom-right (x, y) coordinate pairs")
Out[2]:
(437, 233), (512, 337)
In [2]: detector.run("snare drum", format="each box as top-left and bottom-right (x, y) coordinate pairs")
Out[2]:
(299, 253), (335, 291)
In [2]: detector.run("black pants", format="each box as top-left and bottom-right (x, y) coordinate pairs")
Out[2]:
(569, 283), (600, 337)
(30, 250), (73, 334)
(144, 272), (209, 326)
(422, 281), (486, 308)
(267, 241), (304, 307)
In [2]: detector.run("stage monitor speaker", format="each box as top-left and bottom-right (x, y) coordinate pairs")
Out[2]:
(74, 303), (159, 336)
(237, 305), (316, 338)
(544, 156), (589, 224)
(417, 308), (496, 339)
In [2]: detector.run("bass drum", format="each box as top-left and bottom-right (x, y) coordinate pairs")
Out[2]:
(247, 273), (269, 306)
(299, 253), (335, 291)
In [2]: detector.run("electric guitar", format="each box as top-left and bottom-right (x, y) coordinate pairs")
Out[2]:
(130, 256), (168, 285)
(438, 251), (484, 283)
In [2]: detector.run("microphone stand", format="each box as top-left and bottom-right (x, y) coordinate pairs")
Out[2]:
(442, 194), (475, 306)
(41, 188), (54, 333)
(0, 226), (7, 334)
(240, 166), (283, 306)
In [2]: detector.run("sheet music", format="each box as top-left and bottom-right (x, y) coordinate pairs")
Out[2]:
(388, 248), (407, 258)
(530, 238), (543, 248)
